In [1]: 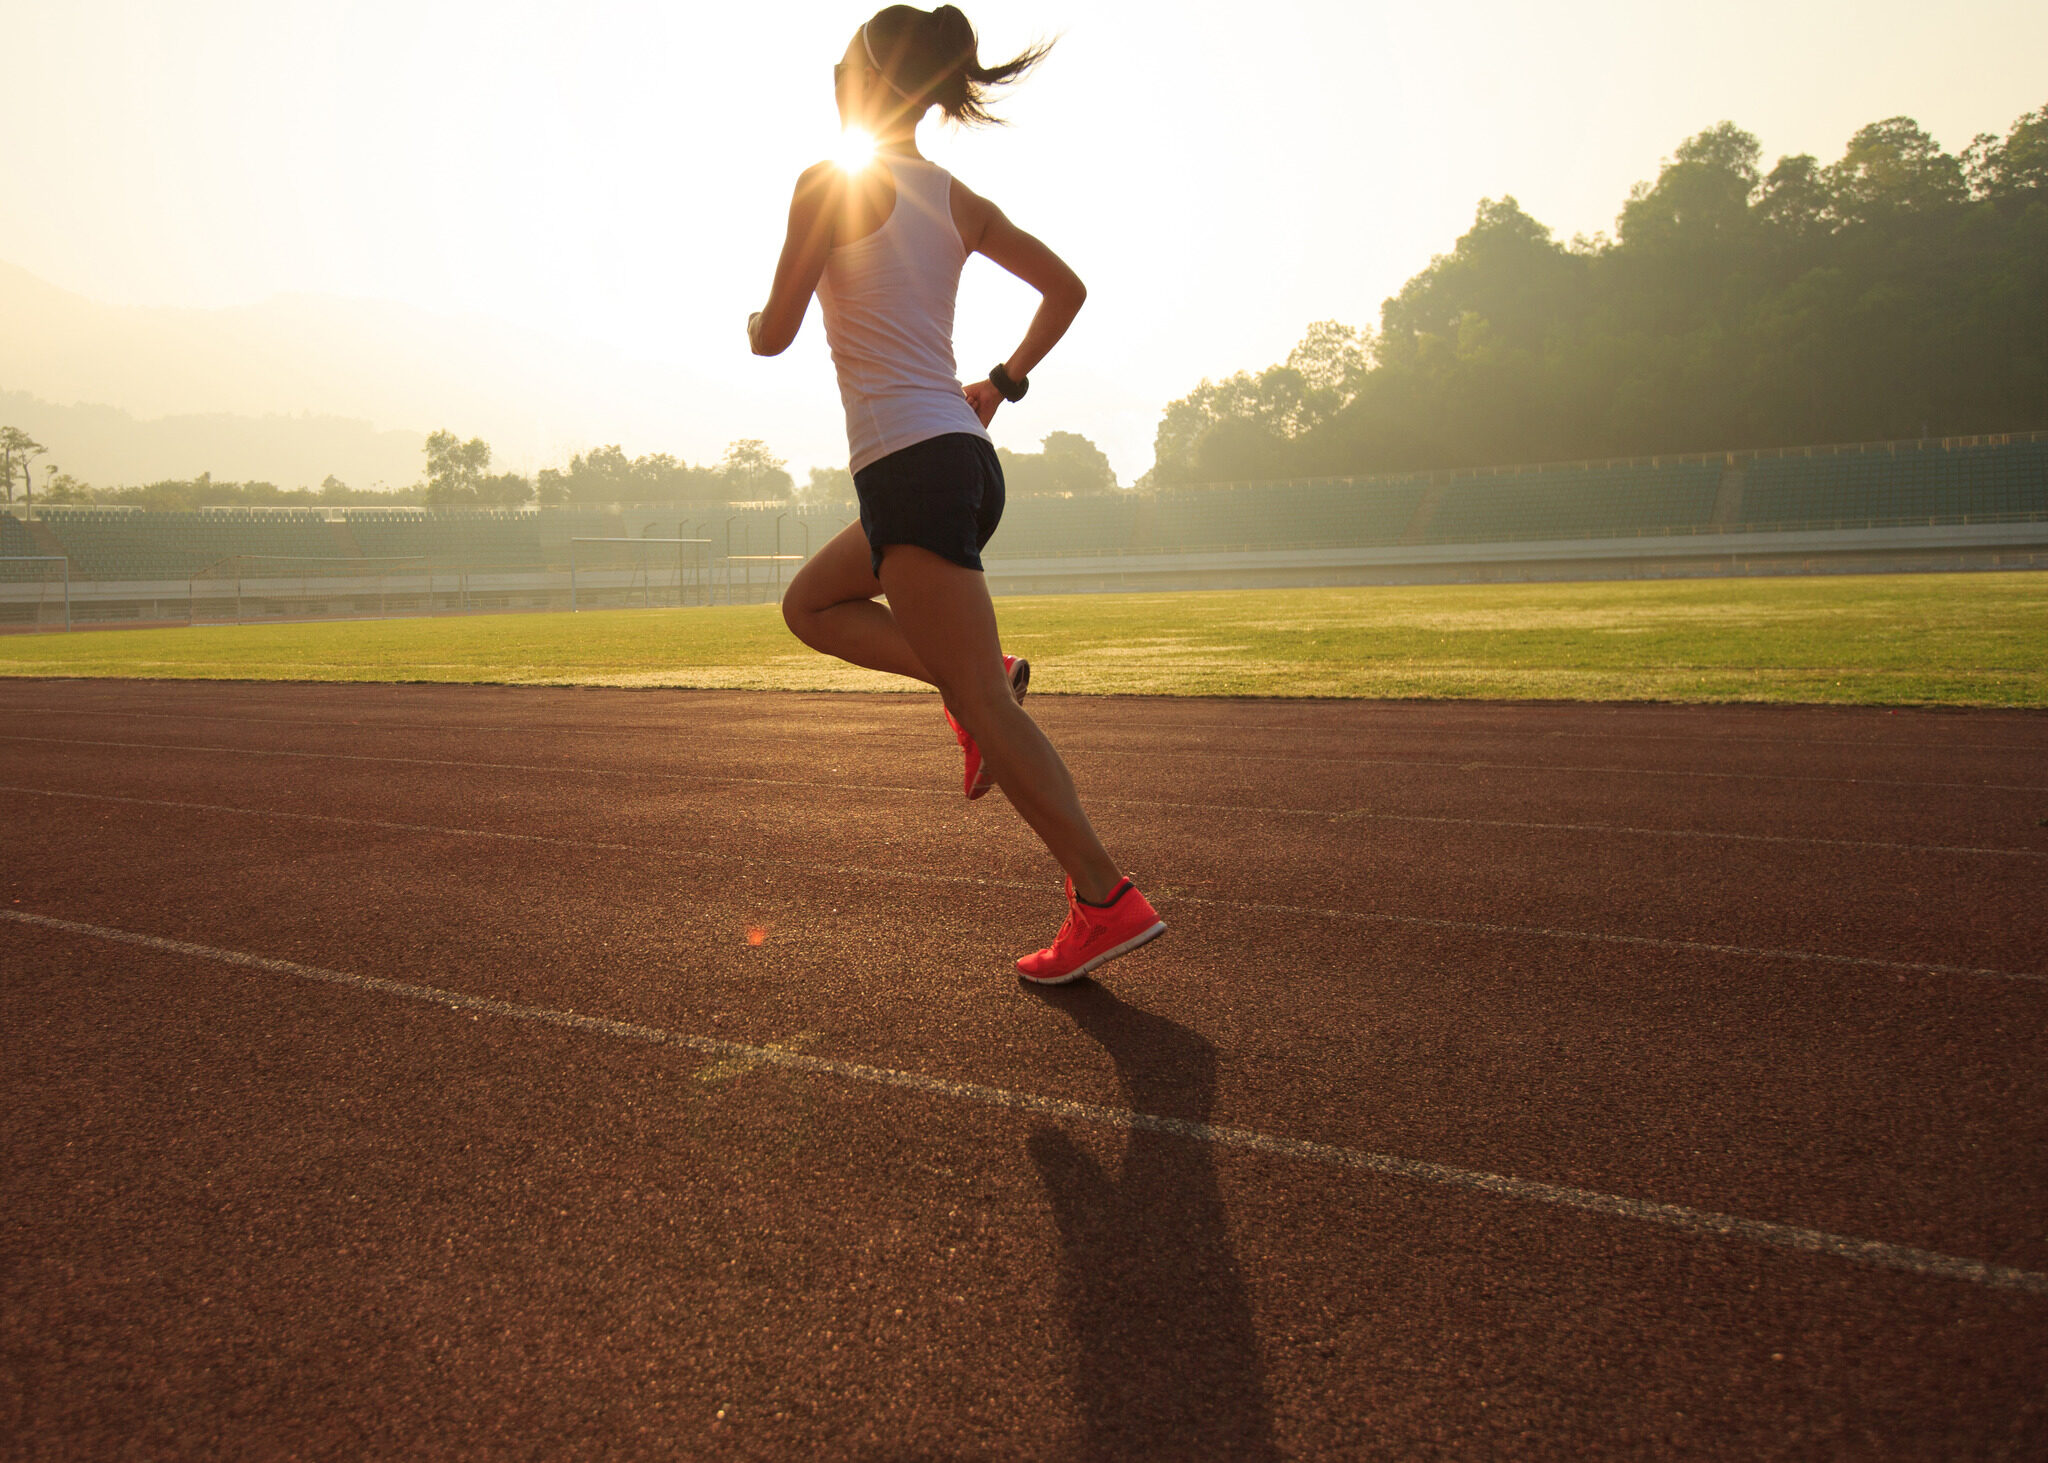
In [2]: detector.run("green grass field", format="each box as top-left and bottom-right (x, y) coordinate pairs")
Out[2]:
(4, 572), (2044, 707)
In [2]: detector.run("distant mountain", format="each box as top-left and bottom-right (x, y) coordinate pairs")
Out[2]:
(0, 390), (424, 490)
(0, 259), (820, 480)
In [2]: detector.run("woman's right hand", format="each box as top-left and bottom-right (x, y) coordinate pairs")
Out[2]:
(964, 378), (1002, 427)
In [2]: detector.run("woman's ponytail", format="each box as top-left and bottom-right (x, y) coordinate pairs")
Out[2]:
(865, 5), (1051, 127)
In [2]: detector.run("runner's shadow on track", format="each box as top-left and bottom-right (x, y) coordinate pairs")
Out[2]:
(1025, 984), (1280, 1461)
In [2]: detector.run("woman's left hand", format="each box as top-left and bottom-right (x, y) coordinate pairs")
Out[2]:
(964, 379), (1002, 427)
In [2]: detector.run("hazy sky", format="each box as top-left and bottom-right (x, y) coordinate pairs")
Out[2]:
(6, 0), (2046, 480)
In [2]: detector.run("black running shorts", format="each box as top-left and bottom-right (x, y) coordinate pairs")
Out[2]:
(853, 432), (1006, 580)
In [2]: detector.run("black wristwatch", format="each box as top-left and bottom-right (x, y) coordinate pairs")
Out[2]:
(988, 362), (1029, 402)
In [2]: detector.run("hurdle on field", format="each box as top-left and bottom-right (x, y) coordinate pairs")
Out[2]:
(568, 538), (715, 611)
(717, 554), (808, 605)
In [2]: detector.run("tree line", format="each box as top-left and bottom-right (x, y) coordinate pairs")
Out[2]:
(8, 426), (1120, 509)
(438, 431), (1116, 505)
(1146, 103), (2048, 484)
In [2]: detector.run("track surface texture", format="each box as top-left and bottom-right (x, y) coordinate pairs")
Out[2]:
(4, 679), (2046, 1461)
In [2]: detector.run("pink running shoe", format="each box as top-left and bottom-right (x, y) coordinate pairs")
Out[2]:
(1016, 877), (1167, 985)
(945, 654), (1030, 801)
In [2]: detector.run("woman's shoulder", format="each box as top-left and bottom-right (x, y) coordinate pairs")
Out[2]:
(944, 173), (999, 252)
(792, 160), (849, 204)
(790, 161), (902, 251)
(787, 160), (879, 213)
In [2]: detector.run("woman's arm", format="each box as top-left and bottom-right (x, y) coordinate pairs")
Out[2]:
(954, 183), (1087, 425)
(749, 164), (841, 357)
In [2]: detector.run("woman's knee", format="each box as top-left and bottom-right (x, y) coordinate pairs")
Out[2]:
(780, 563), (836, 633)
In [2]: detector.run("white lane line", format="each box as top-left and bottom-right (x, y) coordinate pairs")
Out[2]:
(1525, 727), (2048, 756)
(4, 734), (2042, 862)
(0, 781), (1018, 883)
(7, 699), (2045, 758)
(0, 720), (2039, 795)
(1149, 753), (2048, 795)
(6, 781), (2045, 988)
(6, 905), (2044, 1299)
(1186, 800), (2047, 861)
(1175, 893), (2048, 987)
(0, 732), (945, 801)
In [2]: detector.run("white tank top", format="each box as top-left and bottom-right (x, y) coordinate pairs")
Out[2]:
(815, 155), (992, 473)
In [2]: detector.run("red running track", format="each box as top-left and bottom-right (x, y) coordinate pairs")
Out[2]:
(3, 679), (2045, 1459)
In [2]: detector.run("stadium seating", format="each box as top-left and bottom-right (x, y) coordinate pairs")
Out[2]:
(1420, 461), (1723, 543)
(991, 478), (1429, 557)
(1142, 479), (1431, 553)
(341, 508), (546, 569)
(0, 512), (37, 558)
(29, 507), (341, 581)
(1739, 439), (2048, 529)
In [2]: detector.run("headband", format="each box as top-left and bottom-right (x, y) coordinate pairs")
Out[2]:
(860, 21), (919, 101)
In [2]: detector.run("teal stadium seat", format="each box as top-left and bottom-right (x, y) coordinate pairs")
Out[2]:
(987, 478), (1428, 558)
(1742, 440), (2048, 529)
(1422, 462), (1721, 544)
(1, 514), (37, 558)
(35, 508), (347, 580)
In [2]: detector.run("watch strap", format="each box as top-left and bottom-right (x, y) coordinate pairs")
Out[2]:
(989, 363), (1029, 402)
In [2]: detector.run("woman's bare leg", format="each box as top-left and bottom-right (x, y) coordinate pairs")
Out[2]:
(876, 544), (1122, 902)
(782, 526), (1122, 901)
(781, 521), (935, 682)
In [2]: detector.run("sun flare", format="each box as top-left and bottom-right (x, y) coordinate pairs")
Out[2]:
(834, 126), (877, 172)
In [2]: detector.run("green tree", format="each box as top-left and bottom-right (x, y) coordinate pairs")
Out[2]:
(422, 430), (493, 503)
(1, 427), (48, 507)
(1142, 321), (1373, 486)
(479, 472), (535, 506)
(1000, 432), (1118, 497)
(1826, 117), (1967, 221)
(798, 465), (856, 505)
(542, 445), (728, 504)
(1616, 122), (1761, 251)
(1286, 320), (1372, 396)
(719, 439), (793, 500)
(41, 471), (92, 504)
(1145, 102), (2048, 482)
(1754, 153), (1831, 241)
(1965, 105), (2048, 201)
(572, 445), (634, 501)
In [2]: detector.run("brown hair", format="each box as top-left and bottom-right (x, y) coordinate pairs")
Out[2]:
(863, 5), (1051, 127)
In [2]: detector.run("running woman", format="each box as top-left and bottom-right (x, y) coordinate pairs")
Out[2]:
(748, 5), (1163, 985)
